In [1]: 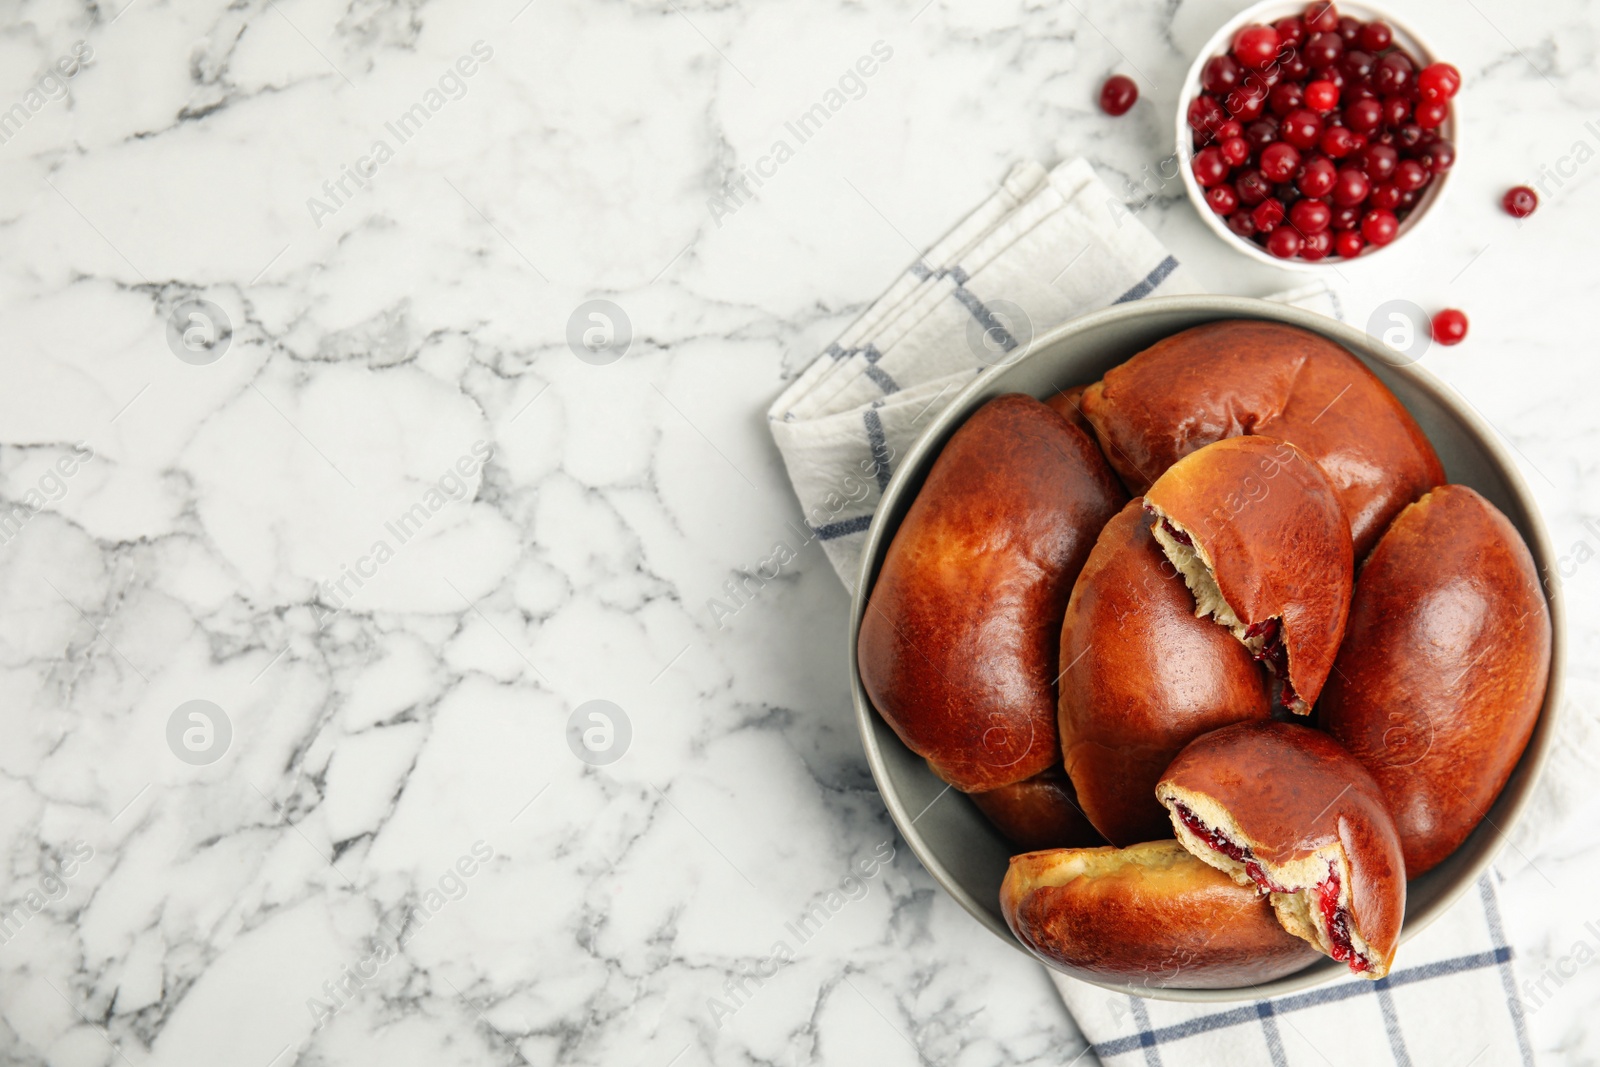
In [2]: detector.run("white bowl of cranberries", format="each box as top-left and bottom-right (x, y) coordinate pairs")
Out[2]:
(1176, 0), (1460, 267)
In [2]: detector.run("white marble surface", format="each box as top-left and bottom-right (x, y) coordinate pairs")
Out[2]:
(1, 0), (1597, 1064)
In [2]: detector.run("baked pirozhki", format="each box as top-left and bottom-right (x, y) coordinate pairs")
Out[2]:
(1000, 840), (1319, 987)
(970, 765), (1105, 852)
(858, 393), (1127, 793)
(1143, 436), (1353, 714)
(1079, 320), (1444, 557)
(1321, 485), (1553, 876)
(1156, 722), (1406, 979)
(1058, 498), (1272, 845)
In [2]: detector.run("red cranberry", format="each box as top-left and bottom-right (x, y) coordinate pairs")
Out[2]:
(1252, 197), (1286, 232)
(1359, 143), (1399, 181)
(1415, 99), (1449, 129)
(1099, 75), (1139, 115)
(1420, 138), (1456, 174)
(1336, 15), (1362, 43)
(1270, 82), (1306, 117)
(1304, 2), (1339, 34)
(1245, 117), (1280, 150)
(1281, 50), (1312, 82)
(1382, 95), (1411, 127)
(1228, 209), (1259, 237)
(1193, 146), (1229, 187)
(1395, 159), (1430, 192)
(1361, 208), (1400, 245)
(1233, 25), (1282, 69)
(1297, 156), (1337, 197)
(1207, 184), (1240, 215)
(1335, 230), (1365, 257)
(1345, 82), (1379, 104)
(1331, 204), (1361, 230)
(1305, 79), (1340, 112)
(1399, 189), (1419, 209)
(1340, 49), (1376, 82)
(1369, 181), (1402, 210)
(1418, 63), (1462, 101)
(1332, 167), (1370, 206)
(1275, 16), (1308, 47)
(1289, 197), (1332, 233)
(1348, 131), (1369, 152)
(1281, 109), (1323, 149)
(1359, 20), (1393, 51)
(1320, 125), (1358, 158)
(1275, 181), (1301, 204)
(1395, 122), (1425, 148)
(1225, 86), (1268, 121)
(1303, 31), (1343, 68)
(1221, 136), (1251, 166)
(1217, 119), (1244, 140)
(1203, 54), (1245, 94)
(1432, 308), (1468, 344)
(1316, 64), (1347, 95)
(1373, 53), (1414, 96)
(1260, 142), (1302, 182)
(1237, 169), (1272, 205)
(1345, 98), (1382, 133)
(1189, 94), (1231, 138)
(1503, 185), (1539, 217)
(1301, 229), (1333, 259)
(1266, 227), (1304, 258)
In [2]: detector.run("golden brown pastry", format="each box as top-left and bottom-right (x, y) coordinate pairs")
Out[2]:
(1321, 485), (1552, 876)
(1058, 499), (1272, 845)
(1156, 722), (1406, 979)
(969, 765), (1105, 852)
(858, 394), (1126, 792)
(1080, 319), (1444, 557)
(1144, 436), (1353, 714)
(1001, 840), (1319, 988)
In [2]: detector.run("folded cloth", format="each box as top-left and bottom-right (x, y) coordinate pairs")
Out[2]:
(770, 157), (1575, 1066)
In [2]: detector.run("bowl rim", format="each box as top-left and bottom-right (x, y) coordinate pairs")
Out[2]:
(1174, 0), (1457, 272)
(847, 294), (1566, 1002)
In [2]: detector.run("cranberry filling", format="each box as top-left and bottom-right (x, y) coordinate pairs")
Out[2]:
(1160, 518), (1194, 547)
(1244, 617), (1302, 709)
(1173, 803), (1288, 893)
(1316, 870), (1372, 973)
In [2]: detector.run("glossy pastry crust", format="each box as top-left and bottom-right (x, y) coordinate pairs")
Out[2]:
(1001, 840), (1319, 988)
(1156, 722), (1406, 979)
(1143, 436), (1353, 714)
(1079, 319), (1444, 557)
(1321, 485), (1553, 876)
(969, 765), (1106, 852)
(1058, 499), (1272, 845)
(858, 393), (1127, 792)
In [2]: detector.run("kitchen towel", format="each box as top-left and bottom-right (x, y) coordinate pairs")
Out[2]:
(768, 157), (1586, 1066)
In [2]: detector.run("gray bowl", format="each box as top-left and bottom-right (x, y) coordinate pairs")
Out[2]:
(847, 294), (1566, 1002)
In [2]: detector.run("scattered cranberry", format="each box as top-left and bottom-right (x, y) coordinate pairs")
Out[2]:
(1503, 185), (1539, 218)
(1359, 20), (1392, 52)
(1260, 142), (1301, 182)
(1099, 75), (1138, 115)
(1417, 62), (1462, 102)
(1289, 197), (1332, 233)
(1335, 230), (1365, 257)
(1267, 227), (1305, 258)
(1361, 208), (1400, 245)
(1431, 308), (1469, 344)
(1207, 184), (1240, 215)
(1234, 24), (1282, 69)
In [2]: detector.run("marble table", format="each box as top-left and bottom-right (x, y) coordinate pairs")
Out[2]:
(1, 0), (1596, 1063)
